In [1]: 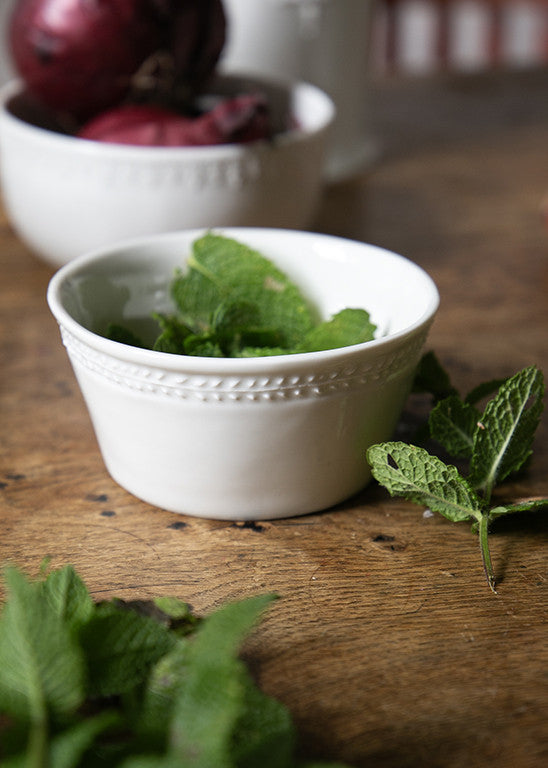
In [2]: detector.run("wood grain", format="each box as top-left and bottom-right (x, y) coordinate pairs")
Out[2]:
(1, 70), (547, 767)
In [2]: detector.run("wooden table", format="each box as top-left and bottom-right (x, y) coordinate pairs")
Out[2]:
(1, 69), (547, 767)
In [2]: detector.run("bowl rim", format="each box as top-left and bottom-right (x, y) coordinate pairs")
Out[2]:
(46, 227), (440, 375)
(0, 74), (335, 158)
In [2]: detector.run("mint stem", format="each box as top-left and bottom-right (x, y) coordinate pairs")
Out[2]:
(27, 716), (48, 768)
(478, 512), (497, 593)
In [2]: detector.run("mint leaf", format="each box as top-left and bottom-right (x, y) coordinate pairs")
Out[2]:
(169, 656), (247, 767)
(237, 346), (289, 358)
(167, 595), (277, 767)
(367, 442), (483, 523)
(212, 298), (261, 336)
(104, 233), (378, 359)
(118, 757), (179, 768)
(297, 309), (376, 353)
(40, 565), (94, 632)
(106, 323), (147, 349)
(369, 365), (547, 593)
(183, 334), (224, 357)
(429, 395), (481, 459)
(469, 366), (545, 500)
(190, 593), (277, 660)
(212, 299), (284, 355)
(489, 498), (548, 519)
(366, 442), (499, 590)
(80, 606), (176, 698)
(48, 711), (120, 768)
(152, 596), (198, 626)
(0, 567), (351, 767)
(173, 233), (316, 349)
(152, 313), (191, 354)
(231, 669), (295, 768)
(464, 377), (508, 405)
(302, 764), (354, 768)
(0, 567), (86, 722)
(412, 351), (458, 400)
(138, 640), (191, 743)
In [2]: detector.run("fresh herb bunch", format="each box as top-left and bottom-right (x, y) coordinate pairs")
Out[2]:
(0, 564), (349, 768)
(367, 357), (547, 592)
(107, 233), (376, 358)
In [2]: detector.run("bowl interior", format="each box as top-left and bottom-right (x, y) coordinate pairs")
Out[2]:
(1, 72), (333, 145)
(51, 228), (439, 360)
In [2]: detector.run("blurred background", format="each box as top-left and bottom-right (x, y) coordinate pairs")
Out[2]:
(1, 0), (546, 185)
(371, 0), (547, 74)
(2, 0), (546, 85)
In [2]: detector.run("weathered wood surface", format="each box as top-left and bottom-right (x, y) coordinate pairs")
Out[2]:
(1, 70), (547, 767)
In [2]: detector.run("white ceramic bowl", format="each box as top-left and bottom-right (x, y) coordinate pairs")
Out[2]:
(47, 227), (439, 520)
(0, 75), (334, 268)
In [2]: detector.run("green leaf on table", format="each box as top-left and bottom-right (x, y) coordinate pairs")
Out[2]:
(369, 363), (548, 593)
(138, 639), (192, 742)
(296, 309), (376, 353)
(231, 670), (295, 768)
(169, 655), (247, 768)
(48, 710), (120, 768)
(429, 395), (481, 459)
(118, 757), (180, 768)
(153, 595), (199, 625)
(489, 498), (548, 519)
(40, 564), (94, 631)
(411, 350), (458, 400)
(167, 594), (277, 767)
(189, 593), (277, 660)
(0, 566), (352, 767)
(464, 377), (509, 405)
(366, 441), (483, 523)
(301, 764), (355, 768)
(469, 365), (545, 499)
(0, 566), (86, 722)
(80, 605), (176, 698)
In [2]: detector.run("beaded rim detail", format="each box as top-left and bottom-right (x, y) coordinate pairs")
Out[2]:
(60, 326), (429, 403)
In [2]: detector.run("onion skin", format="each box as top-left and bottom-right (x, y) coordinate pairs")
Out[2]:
(192, 94), (271, 145)
(77, 95), (271, 147)
(9, 0), (228, 123)
(168, 0), (227, 93)
(77, 104), (195, 146)
(9, 0), (164, 121)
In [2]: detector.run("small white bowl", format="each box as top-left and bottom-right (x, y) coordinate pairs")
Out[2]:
(47, 228), (439, 520)
(0, 74), (334, 268)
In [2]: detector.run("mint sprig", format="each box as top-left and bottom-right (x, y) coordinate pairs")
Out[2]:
(0, 564), (351, 767)
(367, 363), (547, 592)
(106, 233), (376, 358)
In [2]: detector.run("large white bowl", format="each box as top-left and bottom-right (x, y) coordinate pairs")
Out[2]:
(47, 228), (439, 520)
(0, 75), (334, 268)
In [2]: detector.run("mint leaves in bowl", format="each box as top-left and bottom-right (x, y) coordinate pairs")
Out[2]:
(47, 228), (439, 520)
(105, 232), (378, 358)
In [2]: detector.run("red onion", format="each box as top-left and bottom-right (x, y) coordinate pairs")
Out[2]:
(9, 0), (164, 120)
(168, 0), (227, 93)
(77, 95), (271, 147)
(9, 0), (227, 122)
(77, 104), (194, 145)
